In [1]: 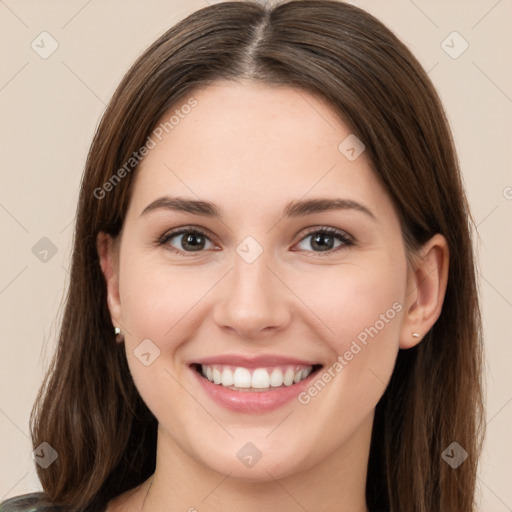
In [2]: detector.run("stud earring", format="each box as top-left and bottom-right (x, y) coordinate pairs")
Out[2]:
(114, 326), (124, 342)
(412, 332), (420, 338)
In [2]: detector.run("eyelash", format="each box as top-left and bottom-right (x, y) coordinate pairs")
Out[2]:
(155, 225), (355, 257)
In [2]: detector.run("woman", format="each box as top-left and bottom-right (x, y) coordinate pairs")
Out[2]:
(0, 0), (485, 511)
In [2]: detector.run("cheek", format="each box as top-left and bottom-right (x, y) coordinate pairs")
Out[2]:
(316, 257), (405, 408)
(293, 259), (405, 352)
(291, 265), (404, 437)
(117, 254), (203, 419)
(118, 252), (202, 338)
(293, 257), (405, 419)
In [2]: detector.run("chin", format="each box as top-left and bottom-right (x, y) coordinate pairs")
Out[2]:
(194, 441), (314, 482)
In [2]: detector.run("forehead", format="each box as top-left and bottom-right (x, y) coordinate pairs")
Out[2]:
(128, 80), (393, 223)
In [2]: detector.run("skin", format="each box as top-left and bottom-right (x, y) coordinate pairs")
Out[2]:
(98, 80), (449, 512)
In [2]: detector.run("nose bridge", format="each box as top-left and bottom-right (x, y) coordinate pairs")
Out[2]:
(232, 247), (275, 300)
(212, 242), (291, 336)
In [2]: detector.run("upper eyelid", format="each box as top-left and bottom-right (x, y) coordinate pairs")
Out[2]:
(160, 225), (354, 247)
(160, 226), (217, 244)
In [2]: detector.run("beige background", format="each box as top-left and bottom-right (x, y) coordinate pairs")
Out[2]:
(1, 0), (511, 509)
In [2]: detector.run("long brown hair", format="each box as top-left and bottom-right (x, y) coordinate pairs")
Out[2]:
(2, 1), (485, 511)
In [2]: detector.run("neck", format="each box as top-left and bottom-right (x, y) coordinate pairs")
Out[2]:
(142, 413), (373, 512)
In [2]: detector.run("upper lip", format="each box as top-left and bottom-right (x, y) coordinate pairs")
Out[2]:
(189, 354), (322, 368)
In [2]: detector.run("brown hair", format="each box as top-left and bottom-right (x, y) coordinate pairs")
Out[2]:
(2, 1), (485, 511)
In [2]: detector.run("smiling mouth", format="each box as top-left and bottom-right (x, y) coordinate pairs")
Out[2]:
(191, 363), (323, 392)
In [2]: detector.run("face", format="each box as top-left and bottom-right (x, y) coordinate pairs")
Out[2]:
(101, 80), (414, 482)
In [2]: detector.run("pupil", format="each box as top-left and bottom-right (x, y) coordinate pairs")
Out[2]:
(313, 233), (332, 251)
(184, 233), (204, 251)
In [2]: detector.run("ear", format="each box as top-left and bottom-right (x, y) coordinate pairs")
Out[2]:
(96, 231), (123, 339)
(399, 233), (449, 349)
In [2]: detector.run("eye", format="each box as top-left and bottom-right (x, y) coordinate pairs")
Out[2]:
(293, 226), (354, 255)
(157, 228), (215, 257)
(156, 225), (354, 257)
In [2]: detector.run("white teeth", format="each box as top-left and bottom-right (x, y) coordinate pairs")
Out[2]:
(270, 368), (283, 387)
(233, 367), (251, 388)
(283, 368), (295, 386)
(212, 368), (222, 385)
(200, 364), (314, 390)
(221, 367), (234, 386)
(251, 369), (270, 389)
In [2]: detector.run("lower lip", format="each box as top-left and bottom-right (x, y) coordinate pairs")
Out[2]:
(190, 365), (321, 413)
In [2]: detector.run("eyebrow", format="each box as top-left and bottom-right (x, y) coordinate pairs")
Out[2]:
(140, 196), (377, 221)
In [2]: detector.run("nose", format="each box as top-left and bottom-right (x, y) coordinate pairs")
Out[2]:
(212, 250), (293, 340)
